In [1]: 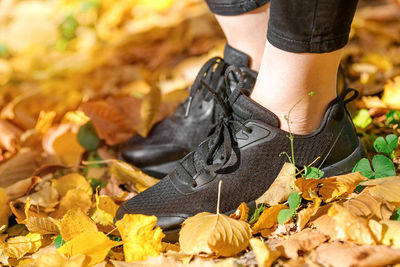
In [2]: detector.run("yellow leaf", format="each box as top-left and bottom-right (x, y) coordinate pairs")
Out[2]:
(382, 76), (400, 110)
(296, 197), (322, 230)
(52, 130), (85, 166)
(136, 0), (175, 12)
(328, 204), (376, 245)
(362, 53), (393, 71)
(51, 189), (92, 219)
(180, 212), (251, 257)
(56, 209), (98, 241)
(3, 235), (34, 259)
(51, 173), (93, 197)
(229, 202), (249, 221)
(249, 238), (280, 267)
(116, 214), (165, 262)
(381, 220), (400, 248)
(361, 176), (400, 204)
(25, 216), (59, 235)
(91, 194), (119, 226)
(35, 110), (56, 134)
(252, 204), (287, 234)
(256, 163), (295, 206)
(26, 233), (42, 253)
(109, 159), (159, 192)
(19, 183), (59, 208)
(36, 250), (88, 267)
(0, 187), (10, 233)
(58, 232), (120, 266)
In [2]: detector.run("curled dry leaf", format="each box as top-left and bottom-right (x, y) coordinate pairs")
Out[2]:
(56, 208), (98, 241)
(343, 190), (396, 220)
(116, 214), (165, 262)
(3, 233), (42, 259)
(179, 212), (252, 257)
(25, 216), (59, 235)
(0, 119), (22, 153)
(275, 229), (328, 259)
(312, 242), (400, 267)
(328, 203), (376, 245)
(296, 197), (321, 230)
(4, 176), (41, 201)
(252, 204), (287, 234)
(229, 202), (249, 221)
(109, 159), (159, 192)
(361, 176), (400, 204)
(256, 163), (295, 206)
(249, 238), (281, 267)
(91, 194), (119, 226)
(58, 231), (121, 266)
(18, 183), (59, 208)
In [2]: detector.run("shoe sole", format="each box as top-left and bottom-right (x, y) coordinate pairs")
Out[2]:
(161, 138), (365, 243)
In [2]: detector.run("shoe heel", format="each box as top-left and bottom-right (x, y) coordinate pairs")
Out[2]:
(321, 138), (365, 177)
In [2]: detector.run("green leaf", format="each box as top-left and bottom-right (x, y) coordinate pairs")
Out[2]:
(78, 122), (100, 151)
(87, 178), (107, 191)
(249, 204), (265, 224)
(372, 155), (396, 178)
(54, 235), (66, 249)
(373, 135), (398, 154)
(304, 166), (324, 179)
(278, 209), (295, 224)
(353, 109), (372, 129)
(352, 158), (374, 179)
(390, 207), (400, 221)
(386, 110), (400, 125)
(60, 15), (78, 41)
(0, 44), (7, 56)
(288, 192), (301, 210)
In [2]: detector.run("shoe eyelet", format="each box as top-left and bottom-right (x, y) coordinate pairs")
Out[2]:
(220, 155), (224, 160)
(246, 128), (253, 134)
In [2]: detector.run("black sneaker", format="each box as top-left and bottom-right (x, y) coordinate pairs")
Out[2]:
(115, 66), (365, 242)
(118, 44), (258, 178)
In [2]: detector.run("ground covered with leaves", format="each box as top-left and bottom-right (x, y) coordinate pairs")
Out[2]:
(0, 0), (400, 266)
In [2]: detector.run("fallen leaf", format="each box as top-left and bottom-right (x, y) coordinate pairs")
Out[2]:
(296, 197), (322, 230)
(0, 119), (22, 153)
(56, 208), (98, 241)
(52, 129), (85, 166)
(109, 159), (159, 192)
(256, 163), (295, 206)
(252, 205), (287, 234)
(51, 173), (93, 197)
(35, 110), (56, 134)
(91, 194), (119, 226)
(0, 187), (11, 233)
(382, 76), (400, 109)
(3, 233), (41, 259)
(58, 231), (120, 266)
(361, 176), (400, 204)
(19, 182), (59, 208)
(381, 220), (400, 248)
(249, 238), (280, 267)
(25, 216), (59, 235)
(229, 202), (249, 221)
(51, 189), (92, 219)
(36, 251), (88, 267)
(116, 214), (165, 262)
(343, 190), (396, 220)
(328, 203), (376, 245)
(275, 229), (328, 259)
(180, 212), (251, 257)
(312, 242), (400, 267)
(4, 176), (41, 201)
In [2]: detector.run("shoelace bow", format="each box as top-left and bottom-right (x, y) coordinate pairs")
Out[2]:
(176, 66), (252, 187)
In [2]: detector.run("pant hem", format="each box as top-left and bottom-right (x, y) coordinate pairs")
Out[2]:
(206, 0), (270, 16)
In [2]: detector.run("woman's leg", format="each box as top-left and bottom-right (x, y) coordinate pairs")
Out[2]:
(251, 0), (358, 134)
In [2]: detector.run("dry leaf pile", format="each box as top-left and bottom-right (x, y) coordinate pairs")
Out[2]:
(0, 0), (400, 266)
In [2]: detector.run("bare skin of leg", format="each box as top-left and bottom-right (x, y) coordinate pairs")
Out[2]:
(215, 5), (269, 71)
(251, 41), (342, 134)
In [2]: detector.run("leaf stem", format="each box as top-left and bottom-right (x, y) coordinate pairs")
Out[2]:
(217, 180), (222, 215)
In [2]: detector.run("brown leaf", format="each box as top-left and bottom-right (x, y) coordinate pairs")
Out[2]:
(312, 242), (400, 267)
(296, 197), (321, 230)
(25, 216), (59, 235)
(19, 183), (59, 208)
(343, 190), (396, 220)
(0, 187), (11, 232)
(4, 176), (41, 201)
(276, 229), (328, 259)
(252, 205), (287, 234)
(256, 163), (295, 206)
(361, 176), (400, 204)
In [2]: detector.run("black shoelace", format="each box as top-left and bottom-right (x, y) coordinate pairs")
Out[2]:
(175, 66), (252, 187)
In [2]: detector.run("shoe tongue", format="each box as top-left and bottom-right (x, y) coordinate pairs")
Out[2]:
(231, 94), (281, 128)
(224, 44), (250, 67)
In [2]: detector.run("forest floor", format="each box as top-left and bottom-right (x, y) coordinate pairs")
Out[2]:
(0, 0), (400, 266)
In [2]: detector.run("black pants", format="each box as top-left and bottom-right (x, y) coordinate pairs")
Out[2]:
(205, 0), (358, 53)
